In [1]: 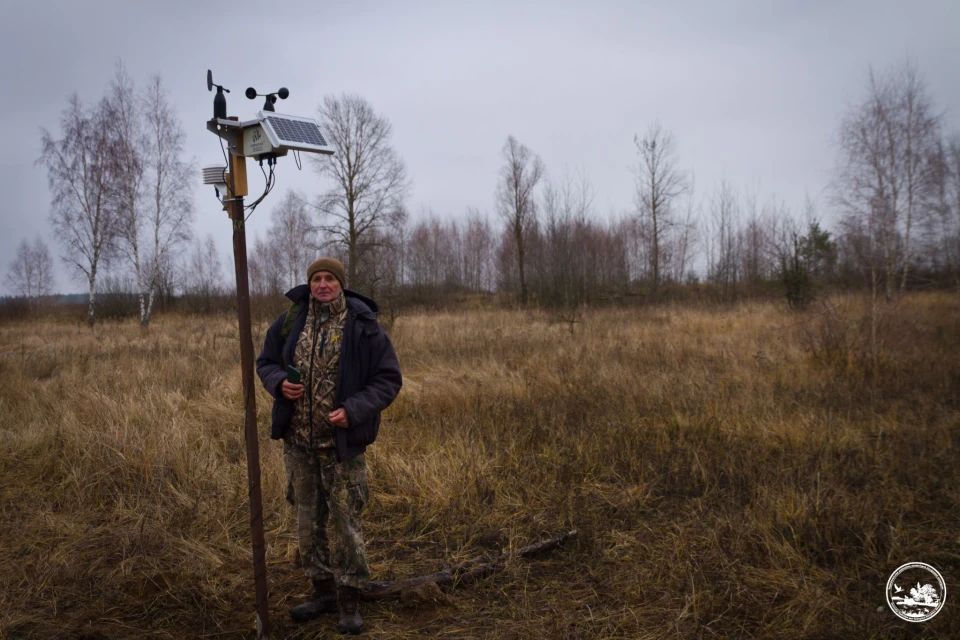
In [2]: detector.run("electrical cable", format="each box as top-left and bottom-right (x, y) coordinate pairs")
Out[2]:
(218, 128), (230, 188)
(294, 149), (302, 170)
(211, 126), (231, 205)
(212, 126), (279, 219)
(243, 158), (277, 221)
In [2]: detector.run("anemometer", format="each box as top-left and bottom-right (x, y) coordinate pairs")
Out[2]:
(203, 70), (333, 204)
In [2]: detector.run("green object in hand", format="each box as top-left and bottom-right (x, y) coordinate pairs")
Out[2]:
(286, 365), (302, 384)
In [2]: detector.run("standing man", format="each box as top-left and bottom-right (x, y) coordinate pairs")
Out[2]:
(256, 257), (402, 635)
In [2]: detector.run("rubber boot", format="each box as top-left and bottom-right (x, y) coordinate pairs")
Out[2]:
(335, 585), (363, 635)
(290, 576), (338, 622)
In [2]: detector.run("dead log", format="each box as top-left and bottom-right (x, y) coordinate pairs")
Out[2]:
(362, 529), (578, 601)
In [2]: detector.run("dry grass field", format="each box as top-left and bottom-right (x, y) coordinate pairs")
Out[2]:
(1, 293), (958, 639)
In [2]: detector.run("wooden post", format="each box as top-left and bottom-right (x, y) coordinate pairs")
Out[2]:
(222, 122), (271, 639)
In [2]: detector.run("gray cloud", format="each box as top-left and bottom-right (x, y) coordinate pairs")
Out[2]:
(2, 0), (957, 293)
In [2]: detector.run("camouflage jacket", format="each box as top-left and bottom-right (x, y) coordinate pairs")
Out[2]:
(256, 285), (403, 461)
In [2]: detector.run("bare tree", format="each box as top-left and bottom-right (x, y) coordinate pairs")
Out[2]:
(896, 64), (941, 290)
(249, 233), (284, 298)
(590, 216), (630, 296)
(923, 135), (960, 291)
(6, 237), (54, 300)
(266, 191), (316, 288)
(103, 65), (149, 324)
(670, 188), (699, 283)
(619, 214), (648, 284)
(462, 208), (495, 292)
(707, 180), (741, 299)
(944, 137), (960, 291)
(151, 247), (178, 308)
(738, 190), (764, 286)
(634, 124), (687, 295)
(184, 235), (224, 310)
(312, 94), (408, 292)
(366, 208), (408, 301)
(366, 217), (407, 306)
(738, 191), (790, 288)
(34, 238), (53, 298)
(99, 68), (193, 327)
(496, 136), (544, 305)
(406, 217), (434, 290)
(141, 74), (193, 324)
(40, 94), (116, 326)
(833, 61), (941, 298)
(538, 171), (595, 306)
(406, 212), (463, 291)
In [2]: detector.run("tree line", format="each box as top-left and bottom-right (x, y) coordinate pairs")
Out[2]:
(7, 59), (960, 323)
(248, 60), (959, 311)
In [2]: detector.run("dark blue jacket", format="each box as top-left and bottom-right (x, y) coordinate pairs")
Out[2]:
(256, 285), (402, 461)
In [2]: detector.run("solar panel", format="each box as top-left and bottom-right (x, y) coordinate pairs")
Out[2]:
(258, 112), (334, 155)
(266, 116), (328, 146)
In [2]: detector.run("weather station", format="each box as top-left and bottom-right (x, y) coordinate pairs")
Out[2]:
(202, 69), (333, 640)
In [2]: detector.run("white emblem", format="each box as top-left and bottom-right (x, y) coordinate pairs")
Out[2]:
(886, 562), (946, 622)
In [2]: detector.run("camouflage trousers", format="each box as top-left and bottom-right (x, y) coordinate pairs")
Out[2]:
(283, 441), (370, 589)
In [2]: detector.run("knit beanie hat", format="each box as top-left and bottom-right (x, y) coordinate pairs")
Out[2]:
(306, 257), (346, 287)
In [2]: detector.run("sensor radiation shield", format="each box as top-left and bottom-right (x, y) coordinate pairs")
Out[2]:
(202, 165), (228, 189)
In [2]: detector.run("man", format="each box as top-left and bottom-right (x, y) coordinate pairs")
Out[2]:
(256, 257), (402, 634)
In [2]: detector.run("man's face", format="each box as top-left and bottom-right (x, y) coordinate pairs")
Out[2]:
(310, 270), (342, 303)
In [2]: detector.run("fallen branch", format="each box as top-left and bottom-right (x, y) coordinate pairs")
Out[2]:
(362, 529), (578, 601)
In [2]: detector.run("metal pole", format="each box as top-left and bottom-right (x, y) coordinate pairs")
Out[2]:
(225, 134), (271, 639)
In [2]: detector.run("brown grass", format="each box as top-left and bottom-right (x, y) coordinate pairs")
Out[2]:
(1, 293), (958, 639)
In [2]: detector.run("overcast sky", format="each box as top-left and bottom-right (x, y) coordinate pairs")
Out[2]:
(2, 0), (958, 294)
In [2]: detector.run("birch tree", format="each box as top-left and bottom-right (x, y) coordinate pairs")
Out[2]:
(6, 237), (53, 300)
(268, 191), (316, 288)
(312, 94), (408, 292)
(634, 124), (687, 295)
(496, 136), (544, 305)
(462, 208), (496, 292)
(141, 75), (193, 323)
(103, 65), (149, 324)
(833, 61), (940, 298)
(40, 95), (116, 326)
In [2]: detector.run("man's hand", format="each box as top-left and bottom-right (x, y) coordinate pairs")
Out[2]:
(281, 380), (304, 401)
(329, 407), (349, 428)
